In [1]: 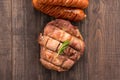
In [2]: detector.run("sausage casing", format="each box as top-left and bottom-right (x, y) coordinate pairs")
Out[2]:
(38, 0), (89, 9)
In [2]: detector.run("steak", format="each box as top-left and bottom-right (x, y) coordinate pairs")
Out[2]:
(38, 19), (85, 72)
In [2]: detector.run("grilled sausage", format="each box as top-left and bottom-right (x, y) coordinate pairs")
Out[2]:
(38, 0), (89, 9)
(32, 0), (86, 21)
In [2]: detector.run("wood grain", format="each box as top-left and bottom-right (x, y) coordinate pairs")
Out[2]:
(0, 0), (12, 80)
(0, 0), (120, 80)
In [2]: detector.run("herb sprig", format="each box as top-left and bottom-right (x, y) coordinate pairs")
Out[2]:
(57, 40), (70, 56)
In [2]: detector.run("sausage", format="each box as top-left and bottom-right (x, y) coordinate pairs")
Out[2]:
(32, 0), (86, 21)
(38, 0), (89, 9)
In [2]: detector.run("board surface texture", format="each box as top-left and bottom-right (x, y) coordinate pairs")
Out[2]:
(0, 0), (120, 80)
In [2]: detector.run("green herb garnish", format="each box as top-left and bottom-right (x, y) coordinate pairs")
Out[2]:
(57, 40), (70, 56)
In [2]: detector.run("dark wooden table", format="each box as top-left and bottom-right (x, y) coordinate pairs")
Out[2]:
(0, 0), (120, 80)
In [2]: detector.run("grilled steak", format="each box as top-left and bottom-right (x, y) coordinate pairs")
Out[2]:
(38, 19), (85, 72)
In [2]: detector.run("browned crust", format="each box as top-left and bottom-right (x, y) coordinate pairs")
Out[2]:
(38, 0), (89, 9)
(47, 19), (84, 40)
(40, 47), (75, 71)
(40, 59), (66, 72)
(32, 0), (86, 21)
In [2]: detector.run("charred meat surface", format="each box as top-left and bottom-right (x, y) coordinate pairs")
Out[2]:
(38, 19), (85, 72)
(38, 0), (89, 9)
(32, 0), (87, 21)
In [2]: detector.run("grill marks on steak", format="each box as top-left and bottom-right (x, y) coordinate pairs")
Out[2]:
(44, 22), (85, 52)
(40, 59), (65, 72)
(40, 47), (66, 66)
(40, 47), (75, 71)
(48, 19), (84, 40)
(38, 19), (85, 71)
(39, 35), (81, 61)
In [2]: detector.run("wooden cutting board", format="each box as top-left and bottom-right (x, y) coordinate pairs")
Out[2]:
(0, 0), (120, 80)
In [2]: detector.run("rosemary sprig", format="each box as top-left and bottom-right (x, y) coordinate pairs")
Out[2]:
(57, 40), (70, 56)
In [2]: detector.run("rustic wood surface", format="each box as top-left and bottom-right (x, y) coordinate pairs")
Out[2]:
(0, 0), (120, 80)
